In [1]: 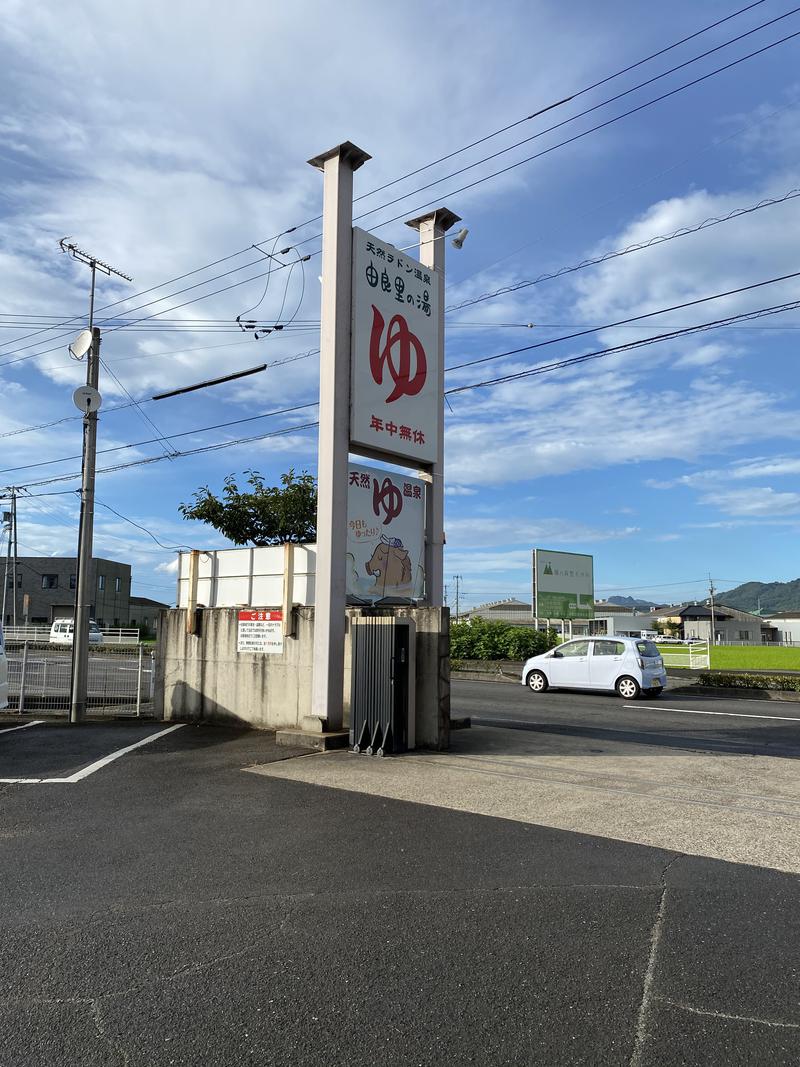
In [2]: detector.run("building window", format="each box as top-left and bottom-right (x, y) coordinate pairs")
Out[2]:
(115, 576), (121, 593)
(98, 575), (105, 591)
(7, 576), (22, 589)
(70, 574), (76, 590)
(114, 618), (120, 626)
(739, 630), (750, 641)
(41, 574), (59, 590)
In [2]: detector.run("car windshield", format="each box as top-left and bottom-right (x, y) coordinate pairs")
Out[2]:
(637, 640), (660, 658)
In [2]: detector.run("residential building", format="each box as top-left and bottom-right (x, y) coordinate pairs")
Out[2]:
(763, 611), (800, 645)
(129, 595), (170, 637)
(4, 557), (131, 627)
(651, 603), (766, 644)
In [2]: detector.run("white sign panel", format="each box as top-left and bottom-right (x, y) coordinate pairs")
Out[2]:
(347, 462), (426, 603)
(350, 226), (440, 465)
(533, 550), (594, 620)
(237, 610), (284, 653)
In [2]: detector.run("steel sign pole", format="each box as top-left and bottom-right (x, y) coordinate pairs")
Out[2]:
(405, 207), (461, 606)
(69, 327), (101, 724)
(308, 142), (370, 732)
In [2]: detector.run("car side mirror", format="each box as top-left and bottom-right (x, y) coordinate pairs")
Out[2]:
(552, 650), (563, 658)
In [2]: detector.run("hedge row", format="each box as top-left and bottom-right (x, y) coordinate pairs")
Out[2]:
(698, 671), (800, 692)
(451, 618), (558, 662)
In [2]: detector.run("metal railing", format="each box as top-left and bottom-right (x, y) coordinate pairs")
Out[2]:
(2, 626), (140, 645)
(658, 641), (710, 669)
(4, 641), (155, 717)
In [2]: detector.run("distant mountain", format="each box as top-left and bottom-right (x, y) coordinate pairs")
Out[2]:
(718, 579), (800, 615)
(606, 595), (660, 610)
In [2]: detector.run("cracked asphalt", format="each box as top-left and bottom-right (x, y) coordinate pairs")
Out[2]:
(1, 719), (799, 1065)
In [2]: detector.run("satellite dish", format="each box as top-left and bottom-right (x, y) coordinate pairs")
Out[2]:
(73, 386), (102, 414)
(69, 329), (93, 360)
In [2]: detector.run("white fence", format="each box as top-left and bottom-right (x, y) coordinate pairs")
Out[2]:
(4, 642), (155, 717)
(2, 626), (140, 645)
(659, 641), (710, 669)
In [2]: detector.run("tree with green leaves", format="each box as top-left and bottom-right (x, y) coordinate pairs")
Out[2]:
(179, 469), (317, 546)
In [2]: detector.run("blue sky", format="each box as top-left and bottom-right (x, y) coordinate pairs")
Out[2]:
(1, 0), (799, 611)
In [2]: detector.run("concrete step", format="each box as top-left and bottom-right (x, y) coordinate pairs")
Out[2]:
(275, 728), (350, 752)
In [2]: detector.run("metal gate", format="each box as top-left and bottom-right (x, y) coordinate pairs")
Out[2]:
(4, 642), (156, 717)
(350, 617), (415, 755)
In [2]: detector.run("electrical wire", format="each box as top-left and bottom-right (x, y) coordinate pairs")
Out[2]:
(358, 28), (800, 241)
(99, 357), (177, 459)
(319, 8), (800, 237)
(444, 297), (800, 396)
(446, 266), (800, 374)
(0, 5), (786, 362)
(4, 291), (800, 494)
(445, 186), (800, 315)
(339, 0), (771, 209)
(94, 499), (191, 551)
(0, 402), (319, 475)
(0, 346), (321, 442)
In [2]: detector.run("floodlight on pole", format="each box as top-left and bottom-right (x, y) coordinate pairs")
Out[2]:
(451, 228), (469, 249)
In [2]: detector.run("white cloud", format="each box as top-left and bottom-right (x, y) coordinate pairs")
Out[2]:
(156, 559), (179, 575)
(444, 371), (800, 486)
(445, 485), (478, 497)
(446, 516), (639, 549)
(700, 486), (800, 517)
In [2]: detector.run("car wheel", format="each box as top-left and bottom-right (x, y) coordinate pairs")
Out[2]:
(527, 670), (548, 693)
(616, 676), (641, 700)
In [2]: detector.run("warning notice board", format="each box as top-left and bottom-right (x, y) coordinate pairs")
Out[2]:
(237, 610), (283, 654)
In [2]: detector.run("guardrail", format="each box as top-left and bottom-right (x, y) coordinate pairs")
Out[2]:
(2, 626), (140, 645)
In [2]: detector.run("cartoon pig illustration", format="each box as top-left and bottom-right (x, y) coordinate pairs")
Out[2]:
(365, 535), (411, 590)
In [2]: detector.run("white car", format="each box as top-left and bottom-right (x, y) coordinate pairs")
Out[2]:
(49, 619), (104, 645)
(521, 636), (667, 699)
(0, 623), (8, 709)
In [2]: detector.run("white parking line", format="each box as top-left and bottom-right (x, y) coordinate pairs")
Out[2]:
(0, 723), (185, 784)
(0, 720), (44, 736)
(627, 705), (800, 722)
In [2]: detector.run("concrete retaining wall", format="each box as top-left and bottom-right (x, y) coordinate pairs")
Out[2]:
(155, 605), (449, 747)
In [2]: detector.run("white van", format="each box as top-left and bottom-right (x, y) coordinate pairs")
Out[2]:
(0, 623), (8, 709)
(521, 636), (667, 699)
(49, 619), (103, 645)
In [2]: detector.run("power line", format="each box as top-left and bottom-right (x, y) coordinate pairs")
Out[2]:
(340, 0), (771, 209)
(5, 291), (799, 495)
(445, 296), (800, 396)
(2, 421), (321, 492)
(94, 499), (191, 552)
(2, 265), (799, 470)
(0, 347), (320, 443)
(0, 402), (319, 476)
(0, 7), (786, 363)
(359, 28), (800, 240)
(324, 9), (800, 236)
(444, 186), (800, 315)
(446, 266), (800, 374)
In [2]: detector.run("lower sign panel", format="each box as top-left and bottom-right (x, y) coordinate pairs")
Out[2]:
(237, 610), (284, 653)
(347, 462), (426, 604)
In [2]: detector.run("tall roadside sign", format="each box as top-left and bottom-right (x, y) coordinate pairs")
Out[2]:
(307, 141), (459, 733)
(532, 549), (595, 621)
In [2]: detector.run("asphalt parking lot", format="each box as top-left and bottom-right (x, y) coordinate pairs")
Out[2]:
(1, 703), (799, 1065)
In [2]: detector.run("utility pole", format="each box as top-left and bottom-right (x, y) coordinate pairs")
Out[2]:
(10, 489), (18, 627)
(453, 575), (462, 621)
(70, 326), (101, 724)
(708, 575), (717, 647)
(60, 240), (132, 724)
(1, 501), (11, 627)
